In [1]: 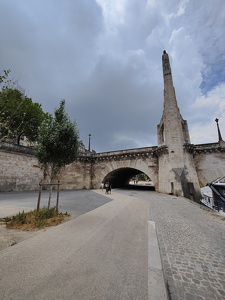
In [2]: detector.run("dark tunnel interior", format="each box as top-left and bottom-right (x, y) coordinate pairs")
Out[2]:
(102, 167), (155, 190)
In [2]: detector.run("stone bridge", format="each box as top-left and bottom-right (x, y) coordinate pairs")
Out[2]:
(0, 136), (224, 201)
(59, 146), (158, 190)
(56, 142), (225, 196)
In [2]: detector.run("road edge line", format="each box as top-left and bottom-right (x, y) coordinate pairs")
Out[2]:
(148, 221), (169, 300)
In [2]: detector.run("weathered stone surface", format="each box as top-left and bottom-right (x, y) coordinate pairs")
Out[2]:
(1, 142), (224, 194)
(194, 148), (225, 186)
(0, 149), (43, 191)
(157, 50), (201, 201)
(57, 147), (159, 190)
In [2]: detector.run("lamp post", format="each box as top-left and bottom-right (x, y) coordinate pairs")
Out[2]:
(88, 134), (91, 152)
(215, 118), (223, 142)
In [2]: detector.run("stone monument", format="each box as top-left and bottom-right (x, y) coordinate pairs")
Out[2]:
(157, 50), (201, 200)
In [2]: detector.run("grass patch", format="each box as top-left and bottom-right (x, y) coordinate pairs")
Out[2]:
(0, 207), (70, 231)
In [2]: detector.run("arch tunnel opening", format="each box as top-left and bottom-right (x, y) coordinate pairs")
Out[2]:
(102, 167), (155, 191)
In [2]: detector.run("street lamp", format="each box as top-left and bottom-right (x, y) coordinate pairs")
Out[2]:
(215, 118), (223, 142)
(88, 134), (91, 152)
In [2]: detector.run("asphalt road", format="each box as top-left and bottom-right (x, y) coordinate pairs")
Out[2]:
(0, 189), (112, 218)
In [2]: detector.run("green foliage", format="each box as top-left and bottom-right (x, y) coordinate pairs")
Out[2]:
(135, 173), (150, 181)
(37, 206), (57, 219)
(0, 69), (11, 86)
(36, 100), (79, 179)
(15, 210), (27, 224)
(0, 70), (47, 144)
(2, 210), (29, 224)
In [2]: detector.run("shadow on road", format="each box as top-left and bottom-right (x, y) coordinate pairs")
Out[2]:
(123, 185), (155, 191)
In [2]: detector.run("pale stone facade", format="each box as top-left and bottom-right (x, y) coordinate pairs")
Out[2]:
(1, 142), (224, 198)
(0, 145), (42, 191)
(194, 143), (225, 187)
(157, 50), (201, 200)
(56, 147), (159, 190)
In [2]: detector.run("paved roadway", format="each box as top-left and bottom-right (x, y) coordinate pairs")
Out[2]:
(0, 189), (225, 299)
(0, 190), (113, 218)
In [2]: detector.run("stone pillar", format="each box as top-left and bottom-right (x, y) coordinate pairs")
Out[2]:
(156, 50), (201, 201)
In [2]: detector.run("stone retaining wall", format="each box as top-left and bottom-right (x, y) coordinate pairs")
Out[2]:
(0, 148), (43, 191)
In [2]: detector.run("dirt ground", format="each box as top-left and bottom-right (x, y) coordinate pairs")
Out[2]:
(0, 214), (74, 251)
(0, 223), (44, 251)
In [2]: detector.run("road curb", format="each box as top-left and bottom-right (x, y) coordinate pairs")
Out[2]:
(148, 221), (169, 300)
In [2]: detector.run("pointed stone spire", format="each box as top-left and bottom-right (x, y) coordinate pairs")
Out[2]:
(158, 50), (190, 148)
(162, 50), (173, 82)
(156, 50), (201, 201)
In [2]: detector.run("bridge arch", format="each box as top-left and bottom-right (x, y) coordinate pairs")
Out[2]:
(92, 152), (158, 189)
(102, 167), (153, 188)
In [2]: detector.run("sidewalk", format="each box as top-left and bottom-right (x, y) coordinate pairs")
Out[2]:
(0, 191), (154, 300)
(148, 192), (225, 300)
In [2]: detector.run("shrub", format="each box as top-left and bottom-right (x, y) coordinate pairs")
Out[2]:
(1, 207), (70, 231)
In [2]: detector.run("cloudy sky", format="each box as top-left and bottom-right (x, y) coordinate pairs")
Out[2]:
(0, 0), (225, 152)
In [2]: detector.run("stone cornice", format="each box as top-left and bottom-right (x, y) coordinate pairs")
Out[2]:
(183, 143), (195, 153)
(193, 142), (225, 155)
(77, 147), (157, 162)
(1, 140), (223, 162)
(152, 142), (225, 157)
(0, 140), (35, 155)
(153, 145), (168, 156)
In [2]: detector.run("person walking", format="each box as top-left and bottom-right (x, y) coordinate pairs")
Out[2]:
(108, 182), (112, 194)
(105, 182), (109, 194)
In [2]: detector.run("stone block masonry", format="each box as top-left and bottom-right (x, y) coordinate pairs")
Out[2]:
(0, 149), (43, 191)
(0, 142), (224, 193)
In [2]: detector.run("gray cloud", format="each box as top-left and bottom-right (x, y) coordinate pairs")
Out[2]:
(1, 0), (225, 152)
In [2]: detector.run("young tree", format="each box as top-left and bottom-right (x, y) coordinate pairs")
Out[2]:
(36, 100), (79, 210)
(36, 100), (79, 181)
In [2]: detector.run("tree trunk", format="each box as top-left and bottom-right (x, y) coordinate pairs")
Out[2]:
(17, 133), (23, 145)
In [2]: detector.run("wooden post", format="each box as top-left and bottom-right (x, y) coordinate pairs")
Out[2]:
(36, 181), (42, 218)
(47, 183), (52, 210)
(56, 181), (60, 213)
(37, 182), (62, 216)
